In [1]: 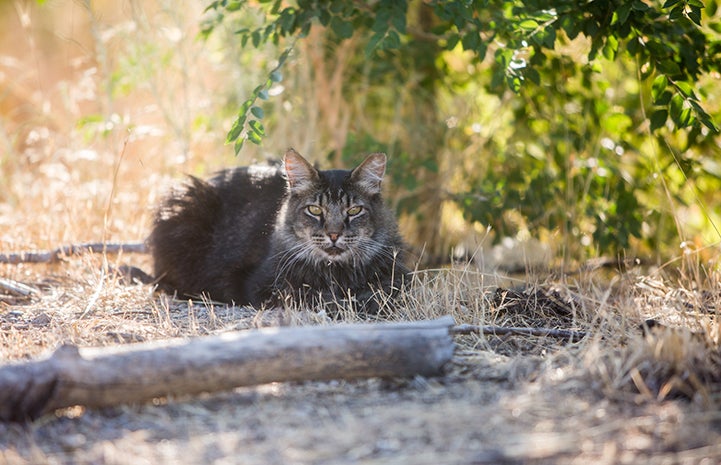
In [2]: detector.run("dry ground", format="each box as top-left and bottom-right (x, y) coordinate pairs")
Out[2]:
(1, 254), (721, 464)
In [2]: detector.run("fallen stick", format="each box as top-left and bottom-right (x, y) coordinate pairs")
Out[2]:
(0, 316), (455, 422)
(0, 277), (39, 296)
(0, 242), (147, 264)
(451, 324), (586, 341)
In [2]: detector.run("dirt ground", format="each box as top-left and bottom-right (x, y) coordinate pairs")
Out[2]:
(2, 257), (721, 465)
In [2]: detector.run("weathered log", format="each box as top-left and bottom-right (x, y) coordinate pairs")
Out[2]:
(0, 316), (455, 422)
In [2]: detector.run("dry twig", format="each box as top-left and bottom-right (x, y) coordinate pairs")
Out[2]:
(451, 324), (587, 341)
(0, 242), (147, 264)
(0, 277), (39, 296)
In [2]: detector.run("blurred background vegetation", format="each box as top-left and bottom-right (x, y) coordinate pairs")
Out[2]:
(1, 0), (720, 270)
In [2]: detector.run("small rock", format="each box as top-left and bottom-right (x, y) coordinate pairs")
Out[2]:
(31, 313), (51, 326)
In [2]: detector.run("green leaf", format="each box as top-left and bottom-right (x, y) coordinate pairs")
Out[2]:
(525, 68), (540, 85)
(669, 5), (685, 21)
(248, 129), (263, 144)
(445, 33), (460, 50)
(461, 32), (480, 51)
(330, 16), (354, 39)
(226, 115), (245, 143)
(249, 119), (265, 136)
(330, 0), (344, 14)
(365, 31), (385, 56)
(655, 90), (672, 105)
(250, 106), (264, 119)
(234, 136), (245, 155)
(651, 75), (668, 101)
(225, 0), (244, 11)
(270, 70), (283, 83)
(506, 74), (522, 93)
(602, 35), (618, 60)
(270, 0), (282, 14)
(391, 10), (406, 33)
(615, 3), (632, 25)
(688, 6), (702, 26)
(318, 9), (331, 26)
(702, 116), (720, 133)
(540, 26), (556, 48)
(674, 81), (695, 99)
(680, 108), (695, 127)
(278, 10), (296, 34)
(384, 30), (401, 49)
(519, 19), (538, 30)
(689, 101), (721, 132)
(657, 59), (680, 76)
(650, 109), (668, 131)
(669, 93), (685, 125)
(277, 47), (292, 67)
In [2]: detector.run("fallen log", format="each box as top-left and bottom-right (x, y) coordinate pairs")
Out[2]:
(0, 316), (455, 422)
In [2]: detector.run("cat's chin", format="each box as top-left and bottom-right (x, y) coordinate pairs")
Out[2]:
(318, 247), (349, 262)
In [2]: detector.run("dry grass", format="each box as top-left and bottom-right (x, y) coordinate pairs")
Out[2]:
(2, 257), (721, 464)
(2, 1), (721, 464)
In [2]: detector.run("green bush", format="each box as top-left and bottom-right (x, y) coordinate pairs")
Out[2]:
(201, 0), (721, 260)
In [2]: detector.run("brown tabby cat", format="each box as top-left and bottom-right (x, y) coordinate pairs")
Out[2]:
(148, 149), (408, 313)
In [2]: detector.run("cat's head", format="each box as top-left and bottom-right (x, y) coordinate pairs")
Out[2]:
(277, 149), (393, 265)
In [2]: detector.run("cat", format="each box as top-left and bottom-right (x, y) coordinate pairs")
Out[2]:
(148, 149), (409, 313)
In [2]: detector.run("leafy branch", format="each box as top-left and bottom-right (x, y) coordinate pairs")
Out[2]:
(225, 47), (291, 154)
(203, 0), (721, 153)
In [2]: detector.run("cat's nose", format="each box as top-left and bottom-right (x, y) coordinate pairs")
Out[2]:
(328, 232), (340, 243)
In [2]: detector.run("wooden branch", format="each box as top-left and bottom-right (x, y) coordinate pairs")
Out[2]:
(0, 317), (455, 422)
(0, 242), (147, 264)
(0, 277), (39, 296)
(451, 324), (586, 341)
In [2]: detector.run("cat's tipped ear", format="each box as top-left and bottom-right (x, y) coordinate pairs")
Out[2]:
(351, 152), (386, 195)
(284, 149), (318, 192)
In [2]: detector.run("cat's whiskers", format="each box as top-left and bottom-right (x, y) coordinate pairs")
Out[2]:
(272, 240), (314, 287)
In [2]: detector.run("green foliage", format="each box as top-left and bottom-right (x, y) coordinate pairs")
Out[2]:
(202, 0), (721, 258)
(223, 47), (290, 154)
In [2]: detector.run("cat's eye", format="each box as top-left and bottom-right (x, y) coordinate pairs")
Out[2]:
(307, 205), (323, 216)
(347, 206), (363, 216)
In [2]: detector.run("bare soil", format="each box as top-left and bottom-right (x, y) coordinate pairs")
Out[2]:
(2, 257), (721, 465)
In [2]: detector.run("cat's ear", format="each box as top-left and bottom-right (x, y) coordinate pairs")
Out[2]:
(351, 153), (386, 195)
(284, 149), (318, 192)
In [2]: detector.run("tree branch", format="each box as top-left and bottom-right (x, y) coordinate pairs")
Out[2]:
(0, 242), (147, 264)
(451, 324), (586, 341)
